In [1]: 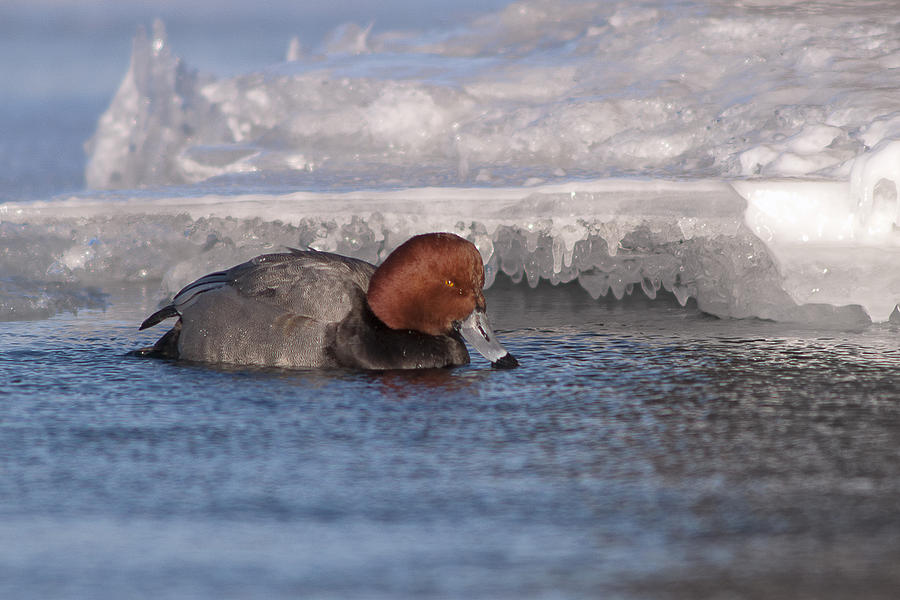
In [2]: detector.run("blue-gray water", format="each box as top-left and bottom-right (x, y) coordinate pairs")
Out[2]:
(2, 279), (900, 599)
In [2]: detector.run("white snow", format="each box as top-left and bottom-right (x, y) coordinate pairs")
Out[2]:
(3, 0), (900, 323)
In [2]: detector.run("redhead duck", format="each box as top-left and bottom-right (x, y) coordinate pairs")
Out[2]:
(138, 232), (518, 369)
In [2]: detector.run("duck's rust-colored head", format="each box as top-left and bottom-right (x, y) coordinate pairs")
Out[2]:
(367, 233), (517, 368)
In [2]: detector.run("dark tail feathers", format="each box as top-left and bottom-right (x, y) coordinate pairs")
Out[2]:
(139, 304), (179, 330)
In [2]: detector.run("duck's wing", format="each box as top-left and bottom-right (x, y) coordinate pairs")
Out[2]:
(140, 249), (376, 330)
(228, 248), (376, 322)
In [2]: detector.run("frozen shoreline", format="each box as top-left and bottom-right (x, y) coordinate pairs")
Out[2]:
(2, 177), (895, 325)
(4, 0), (900, 324)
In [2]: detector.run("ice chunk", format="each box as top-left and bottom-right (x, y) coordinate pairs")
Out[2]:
(285, 36), (303, 62)
(890, 304), (900, 324)
(84, 20), (226, 189)
(39, 1), (900, 325)
(850, 139), (900, 236)
(737, 149), (900, 322)
(85, 2), (900, 189)
(0, 179), (880, 325)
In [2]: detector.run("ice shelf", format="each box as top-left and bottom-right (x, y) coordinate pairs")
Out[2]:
(2, 178), (890, 325)
(5, 0), (900, 323)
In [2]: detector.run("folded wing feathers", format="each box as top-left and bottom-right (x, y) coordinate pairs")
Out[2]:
(138, 249), (376, 331)
(172, 270), (232, 306)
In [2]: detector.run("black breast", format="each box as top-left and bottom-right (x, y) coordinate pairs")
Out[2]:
(326, 297), (469, 370)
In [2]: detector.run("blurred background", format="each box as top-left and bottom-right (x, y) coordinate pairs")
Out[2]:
(0, 0), (511, 201)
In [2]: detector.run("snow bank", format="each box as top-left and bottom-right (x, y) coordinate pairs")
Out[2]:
(4, 0), (900, 323)
(0, 179), (881, 326)
(85, 3), (900, 188)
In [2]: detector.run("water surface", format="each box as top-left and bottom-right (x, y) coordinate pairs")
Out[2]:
(2, 280), (899, 599)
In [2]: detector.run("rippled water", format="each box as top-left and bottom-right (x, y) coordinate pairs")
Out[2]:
(2, 278), (899, 599)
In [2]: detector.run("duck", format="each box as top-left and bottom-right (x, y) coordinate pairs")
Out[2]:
(138, 232), (518, 370)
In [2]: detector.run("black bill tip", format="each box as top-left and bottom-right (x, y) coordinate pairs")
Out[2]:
(491, 353), (519, 369)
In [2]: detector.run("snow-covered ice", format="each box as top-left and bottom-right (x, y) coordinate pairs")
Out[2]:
(2, 0), (899, 323)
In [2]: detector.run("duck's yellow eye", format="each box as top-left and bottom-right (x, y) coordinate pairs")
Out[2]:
(444, 279), (455, 287)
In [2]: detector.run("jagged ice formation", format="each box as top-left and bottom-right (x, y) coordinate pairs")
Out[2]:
(3, 1), (900, 322)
